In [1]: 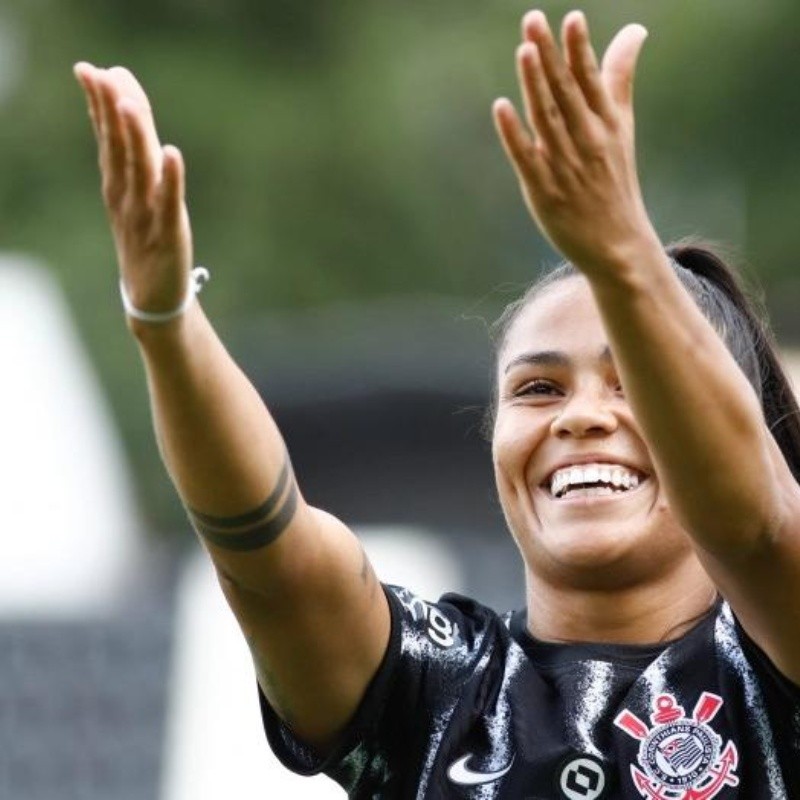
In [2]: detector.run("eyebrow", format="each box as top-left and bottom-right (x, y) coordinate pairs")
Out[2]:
(503, 345), (613, 374)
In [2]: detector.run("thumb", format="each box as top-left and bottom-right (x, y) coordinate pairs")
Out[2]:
(601, 23), (648, 110)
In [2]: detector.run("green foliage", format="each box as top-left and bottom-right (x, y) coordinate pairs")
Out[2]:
(2, 0), (799, 534)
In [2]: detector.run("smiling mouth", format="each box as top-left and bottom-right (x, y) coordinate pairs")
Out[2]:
(543, 463), (649, 501)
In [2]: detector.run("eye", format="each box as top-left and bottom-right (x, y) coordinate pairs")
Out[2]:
(514, 379), (562, 398)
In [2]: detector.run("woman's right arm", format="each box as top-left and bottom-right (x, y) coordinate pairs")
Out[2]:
(74, 63), (390, 751)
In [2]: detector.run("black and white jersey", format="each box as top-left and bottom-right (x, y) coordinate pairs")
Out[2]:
(260, 585), (800, 799)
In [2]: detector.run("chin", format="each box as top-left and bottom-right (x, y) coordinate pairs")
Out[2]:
(550, 530), (637, 569)
(520, 523), (687, 591)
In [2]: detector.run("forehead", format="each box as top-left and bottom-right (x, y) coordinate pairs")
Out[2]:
(499, 276), (608, 368)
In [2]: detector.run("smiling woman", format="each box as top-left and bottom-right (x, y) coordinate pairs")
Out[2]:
(492, 273), (697, 601)
(487, 241), (800, 632)
(75, 7), (800, 800)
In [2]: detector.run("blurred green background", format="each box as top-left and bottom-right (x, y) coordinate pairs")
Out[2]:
(1, 0), (799, 536)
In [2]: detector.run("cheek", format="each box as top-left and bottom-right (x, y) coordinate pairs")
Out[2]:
(492, 417), (537, 539)
(492, 410), (540, 484)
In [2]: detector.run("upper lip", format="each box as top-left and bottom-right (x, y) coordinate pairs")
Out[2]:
(539, 453), (650, 487)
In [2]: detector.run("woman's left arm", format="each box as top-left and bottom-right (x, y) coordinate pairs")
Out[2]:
(494, 10), (800, 682)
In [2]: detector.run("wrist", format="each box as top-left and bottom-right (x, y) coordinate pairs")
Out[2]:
(121, 266), (209, 323)
(128, 295), (203, 348)
(582, 229), (667, 293)
(122, 266), (210, 340)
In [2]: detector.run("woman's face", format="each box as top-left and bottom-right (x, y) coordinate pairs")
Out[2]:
(492, 276), (694, 589)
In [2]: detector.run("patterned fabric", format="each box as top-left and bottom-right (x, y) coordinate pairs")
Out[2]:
(260, 585), (800, 799)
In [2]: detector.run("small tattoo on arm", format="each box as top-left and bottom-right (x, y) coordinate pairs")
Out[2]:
(187, 455), (299, 551)
(358, 543), (378, 600)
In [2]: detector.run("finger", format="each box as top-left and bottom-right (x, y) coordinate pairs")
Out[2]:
(492, 97), (551, 190)
(95, 73), (128, 207)
(106, 65), (153, 109)
(521, 11), (588, 133)
(562, 12), (613, 119)
(516, 42), (575, 164)
(601, 23), (649, 111)
(75, 65), (112, 169)
(105, 66), (163, 164)
(158, 144), (186, 241)
(73, 62), (102, 141)
(118, 99), (158, 202)
(108, 67), (161, 146)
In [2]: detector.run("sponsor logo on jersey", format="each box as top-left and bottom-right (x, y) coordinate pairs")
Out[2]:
(558, 755), (607, 800)
(614, 692), (739, 800)
(447, 753), (514, 786)
(398, 591), (459, 648)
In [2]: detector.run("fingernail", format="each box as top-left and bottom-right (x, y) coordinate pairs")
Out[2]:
(516, 42), (539, 68)
(523, 9), (546, 33)
(492, 97), (510, 113)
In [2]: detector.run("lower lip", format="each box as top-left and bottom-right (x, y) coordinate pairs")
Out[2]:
(542, 478), (650, 505)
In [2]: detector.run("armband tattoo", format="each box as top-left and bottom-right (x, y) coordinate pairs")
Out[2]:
(187, 457), (299, 551)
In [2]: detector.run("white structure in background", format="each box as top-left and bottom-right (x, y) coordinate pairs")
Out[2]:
(161, 527), (463, 800)
(0, 255), (142, 617)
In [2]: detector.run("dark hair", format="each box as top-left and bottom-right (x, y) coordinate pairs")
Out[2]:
(485, 240), (800, 483)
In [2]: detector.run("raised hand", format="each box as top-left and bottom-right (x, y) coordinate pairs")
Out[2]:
(493, 11), (661, 279)
(74, 63), (193, 324)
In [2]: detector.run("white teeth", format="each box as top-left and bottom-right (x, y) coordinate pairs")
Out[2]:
(548, 461), (645, 498)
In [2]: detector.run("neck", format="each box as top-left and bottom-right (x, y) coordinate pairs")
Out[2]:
(525, 559), (718, 645)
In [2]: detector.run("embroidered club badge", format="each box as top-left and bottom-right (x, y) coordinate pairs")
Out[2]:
(614, 692), (739, 800)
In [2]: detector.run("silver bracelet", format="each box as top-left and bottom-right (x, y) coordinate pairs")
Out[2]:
(119, 266), (210, 323)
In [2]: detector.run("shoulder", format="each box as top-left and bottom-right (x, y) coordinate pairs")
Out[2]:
(383, 584), (515, 690)
(386, 584), (509, 650)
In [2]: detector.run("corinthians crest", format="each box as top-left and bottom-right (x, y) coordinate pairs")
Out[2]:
(614, 692), (739, 799)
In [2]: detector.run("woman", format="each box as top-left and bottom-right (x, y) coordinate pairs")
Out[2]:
(75, 9), (800, 798)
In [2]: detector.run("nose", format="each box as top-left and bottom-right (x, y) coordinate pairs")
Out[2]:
(550, 386), (618, 439)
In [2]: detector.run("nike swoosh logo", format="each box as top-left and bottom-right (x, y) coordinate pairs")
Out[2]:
(447, 753), (514, 786)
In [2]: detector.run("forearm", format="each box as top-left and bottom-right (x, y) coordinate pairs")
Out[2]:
(132, 302), (293, 529)
(591, 247), (780, 553)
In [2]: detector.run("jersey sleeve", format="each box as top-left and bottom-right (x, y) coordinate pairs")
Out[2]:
(733, 614), (800, 789)
(258, 583), (500, 796)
